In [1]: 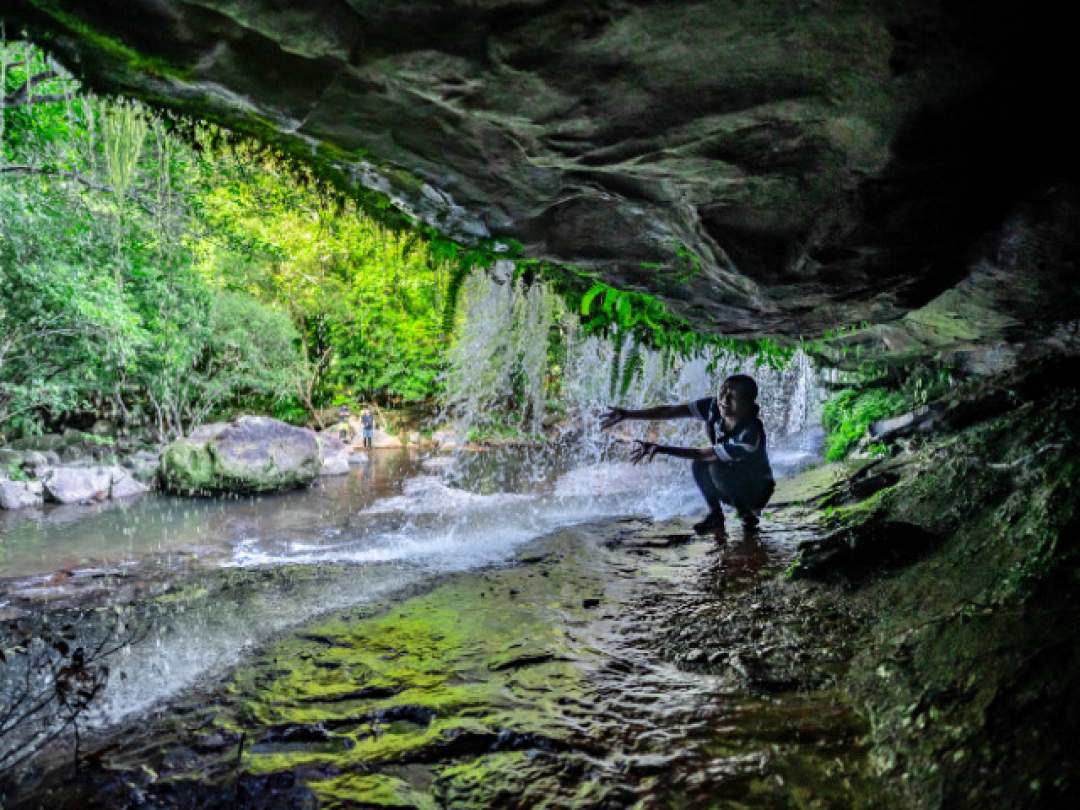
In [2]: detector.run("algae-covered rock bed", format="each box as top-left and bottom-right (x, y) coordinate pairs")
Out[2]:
(4, 361), (1079, 807)
(8, 500), (883, 809)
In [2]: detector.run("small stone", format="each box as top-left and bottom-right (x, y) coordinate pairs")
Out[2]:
(109, 467), (150, 499)
(0, 478), (44, 510)
(686, 649), (705, 664)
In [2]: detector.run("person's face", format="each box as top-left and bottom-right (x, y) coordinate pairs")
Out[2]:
(717, 384), (749, 421)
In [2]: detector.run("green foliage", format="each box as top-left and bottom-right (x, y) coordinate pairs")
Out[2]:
(2, 41), (453, 438)
(4, 461), (29, 481)
(2, 39), (800, 442)
(902, 365), (954, 408)
(577, 280), (794, 368)
(821, 388), (906, 461)
(195, 141), (449, 409)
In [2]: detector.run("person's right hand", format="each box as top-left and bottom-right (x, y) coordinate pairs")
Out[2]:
(599, 407), (627, 430)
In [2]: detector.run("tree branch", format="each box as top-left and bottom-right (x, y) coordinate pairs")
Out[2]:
(0, 165), (155, 215)
(2, 92), (70, 108)
(2, 69), (70, 106)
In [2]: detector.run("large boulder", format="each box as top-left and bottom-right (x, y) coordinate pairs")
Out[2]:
(160, 416), (320, 495)
(0, 479), (44, 510)
(41, 466), (113, 504)
(315, 432), (351, 476)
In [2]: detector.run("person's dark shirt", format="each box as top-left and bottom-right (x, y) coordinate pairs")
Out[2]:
(687, 396), (773, 482)
(361, 413), (374, 430)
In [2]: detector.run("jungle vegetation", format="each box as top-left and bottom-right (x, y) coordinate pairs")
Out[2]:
(1, 41), (449, 441)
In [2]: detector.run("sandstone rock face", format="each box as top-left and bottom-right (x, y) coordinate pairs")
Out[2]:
(0, 479), (44, 510)
(160, 416), (320, 495)
(6, 1), (1073, 337)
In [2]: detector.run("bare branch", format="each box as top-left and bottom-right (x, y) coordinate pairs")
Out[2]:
(2, 69), (72, 106)
(2, 92), (70, 108)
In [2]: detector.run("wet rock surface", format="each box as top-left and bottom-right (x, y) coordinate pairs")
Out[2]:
(9, 476), (884, 808)
(0, 479), (44, 510)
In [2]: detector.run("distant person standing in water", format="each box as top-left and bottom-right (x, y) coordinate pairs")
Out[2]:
(361, 408), (375, 450)
(600, 374), (775, 534)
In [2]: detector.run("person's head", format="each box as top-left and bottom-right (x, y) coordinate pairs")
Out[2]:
(717, 374), (760, 422)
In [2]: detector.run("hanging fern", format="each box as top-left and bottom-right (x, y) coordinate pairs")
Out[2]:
(619, 337), (644, 399)
(441, 256), (471, 335)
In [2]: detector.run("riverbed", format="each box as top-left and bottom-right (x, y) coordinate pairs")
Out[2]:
(2, 432), (870, 807)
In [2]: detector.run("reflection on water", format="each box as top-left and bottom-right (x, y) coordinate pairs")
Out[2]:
(0, 451), (421, 579)
(2, 429), (822, 583)
(1, 430), (823, 728)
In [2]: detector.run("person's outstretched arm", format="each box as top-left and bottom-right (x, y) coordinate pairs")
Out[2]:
(599, 403), (693, 430)
(630, 441), (716, 463)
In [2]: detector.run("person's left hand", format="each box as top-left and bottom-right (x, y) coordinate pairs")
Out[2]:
(630, 440), (659, 464)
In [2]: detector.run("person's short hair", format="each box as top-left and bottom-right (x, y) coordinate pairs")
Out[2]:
(719, 374), (761, 417)
(720, 374), (758, 401)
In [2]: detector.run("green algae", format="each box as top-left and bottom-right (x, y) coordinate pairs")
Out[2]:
(307, 773), (438, 810)
(26, 1), (185, 78)
(211, 540), (604, 802)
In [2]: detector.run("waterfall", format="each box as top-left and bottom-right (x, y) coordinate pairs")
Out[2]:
(444, 271), (826, 474)
(442, 261), (559, 438)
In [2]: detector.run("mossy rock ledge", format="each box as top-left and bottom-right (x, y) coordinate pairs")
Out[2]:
(160, 416), (320, 496)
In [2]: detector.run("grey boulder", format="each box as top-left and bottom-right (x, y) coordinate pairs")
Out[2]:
(160, 416), (320, 495)
(41, 466), (113, 504)
(316, 432), (351, 476)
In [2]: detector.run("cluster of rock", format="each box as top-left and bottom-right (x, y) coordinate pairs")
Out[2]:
(1, 425), (160, 510)
(2, 416), (364, 509)
(0, 454), (150, 510)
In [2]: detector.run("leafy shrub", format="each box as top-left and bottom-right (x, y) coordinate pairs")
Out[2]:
(822, 388), (906, 461)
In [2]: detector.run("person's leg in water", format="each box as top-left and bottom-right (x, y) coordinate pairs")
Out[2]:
(693, 461), (772, 533)
(691, 459), (727, 533)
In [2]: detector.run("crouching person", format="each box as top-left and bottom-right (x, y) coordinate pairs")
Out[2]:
(600, 374), (775, 534)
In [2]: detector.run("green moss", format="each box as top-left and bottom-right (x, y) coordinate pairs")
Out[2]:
(307, 773), (438, 810)
(159, 439), (216, 495)
(28, 1), (186, 78)
(807, 370), (1080, 807)
(212, 551), (599, 794)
